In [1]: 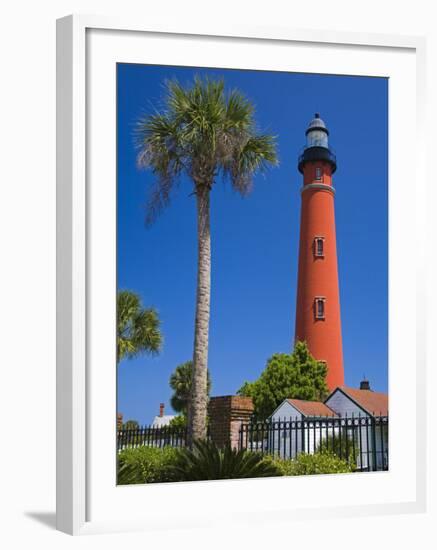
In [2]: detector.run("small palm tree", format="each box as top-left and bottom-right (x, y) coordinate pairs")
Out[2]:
(169, 440), (282, 481)
(169, 360), (211, 416)
(136, 77), (278, 442)
(117, 290), (162, 363)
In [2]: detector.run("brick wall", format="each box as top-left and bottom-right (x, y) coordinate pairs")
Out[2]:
(208, 395), (254, 449)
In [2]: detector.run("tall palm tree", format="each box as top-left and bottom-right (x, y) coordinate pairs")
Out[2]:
(117, 290), (162, 363)
(136, 77), (278, 442)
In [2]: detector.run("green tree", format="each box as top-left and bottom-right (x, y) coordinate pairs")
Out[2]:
(122, 419), (140, 431)
(169, 360), (211, 416)
(238, 341), (329, 420)
(117, 290), (162, 363)
(136, 77), (277, 442)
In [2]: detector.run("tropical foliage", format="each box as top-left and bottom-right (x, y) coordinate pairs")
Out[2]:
(268, 451), (355, 476)
(135, 77), (278, 225)
(117, 290), (162, 363)
(238, 341), (329, 420)
(117, 445), (354, 484)
(136, 77), (278, 442)
(117, 446), (179, 485)
(168, 440), (282, 481)
(169, 360), (211, 415)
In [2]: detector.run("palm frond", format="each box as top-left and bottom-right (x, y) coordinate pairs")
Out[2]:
(135, 76), (278, 218)
(223, 133), (278, 194)
(117, 290), (163, 362)
(239, 134), (278, 172)
(135, 113), (185, 223)
(169, 361), (211, 415)
(225, 89), (254, 129)
(132, 308), (162, 355)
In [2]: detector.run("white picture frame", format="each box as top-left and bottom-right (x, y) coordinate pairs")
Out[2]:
(56, 14), (427, 535)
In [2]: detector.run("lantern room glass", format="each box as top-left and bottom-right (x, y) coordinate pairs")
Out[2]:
(306, 129), (328, 148)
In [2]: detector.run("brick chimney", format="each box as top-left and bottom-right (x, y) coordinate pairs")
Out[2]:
(159, 403), (165, 417)
(360, 378), (371, 390)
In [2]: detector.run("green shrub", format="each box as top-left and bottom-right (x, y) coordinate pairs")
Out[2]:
(169, 414), (187, 428)
(169, 440), (283, 481)
(264, 451), (355, 476)
(117, 446), (180, 485)
(117, 446), (354, 484)
(316, 433), (358, 463)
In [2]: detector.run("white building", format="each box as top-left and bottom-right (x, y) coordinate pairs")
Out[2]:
(325, 384), (388, 470)
(269, 399), (338, 458)
(150, 403), (175, 427)
(267, 381), (388, 470)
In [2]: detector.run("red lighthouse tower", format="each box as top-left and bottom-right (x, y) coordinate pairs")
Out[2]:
(295, 114), (344, 390)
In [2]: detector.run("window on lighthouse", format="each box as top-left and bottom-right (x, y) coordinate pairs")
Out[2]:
(314, 237), (324, 257)
(315, 167), (322, 181)
(315, 298), (326, 320)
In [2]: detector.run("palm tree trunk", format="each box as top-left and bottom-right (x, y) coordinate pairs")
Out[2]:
(188, 184), (211, 444)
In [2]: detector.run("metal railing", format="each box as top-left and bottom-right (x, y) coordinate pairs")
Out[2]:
(239, 414), (389, 472)
(117, 425), (188, 452)
(298, 146), (337, 167)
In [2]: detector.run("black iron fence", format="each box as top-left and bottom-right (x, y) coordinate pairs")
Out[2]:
(117, 415), (389, 472)
(117, 425), (188, 452)
(239, 414), (389, 472)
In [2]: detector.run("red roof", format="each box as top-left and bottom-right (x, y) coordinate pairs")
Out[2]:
(339, 387), (388, 416)
(286, 399), (337, 417)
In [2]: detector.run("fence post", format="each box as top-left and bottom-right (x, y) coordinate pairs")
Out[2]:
(371, 416), (378, 471)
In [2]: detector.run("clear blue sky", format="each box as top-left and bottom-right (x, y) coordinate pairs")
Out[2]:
(117, 63), (388, 425)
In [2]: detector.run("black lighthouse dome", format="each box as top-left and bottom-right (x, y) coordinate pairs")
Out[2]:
(298, 113), (337, 174)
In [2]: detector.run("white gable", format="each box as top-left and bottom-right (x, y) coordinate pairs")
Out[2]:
(270, 400), (302, 421)
(325, 389), (370, 417)
(150, 415), (175, 427)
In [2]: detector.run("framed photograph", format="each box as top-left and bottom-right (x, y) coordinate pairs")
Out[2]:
(56, 15), (426, 535)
